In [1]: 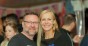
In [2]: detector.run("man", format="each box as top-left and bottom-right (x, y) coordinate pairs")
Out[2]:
(8, 12), (39, 46)
(59, 13), (76, 46)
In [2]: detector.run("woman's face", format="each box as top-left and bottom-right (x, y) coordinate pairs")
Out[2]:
(5, 25), (17, 40)
(40, 12), (54, 32)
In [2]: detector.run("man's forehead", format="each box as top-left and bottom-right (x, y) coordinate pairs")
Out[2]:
(24, 15), (39, 21)
(25, 14), (38, 18)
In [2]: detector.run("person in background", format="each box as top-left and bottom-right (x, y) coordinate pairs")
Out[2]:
(60, 13), (83, 46)
(1, 13), (19, 46)
(8, 12), (40, 46)
(59, 13), (76, 46)
(3, 13), (19, 27)
(1, 22), (19, 46)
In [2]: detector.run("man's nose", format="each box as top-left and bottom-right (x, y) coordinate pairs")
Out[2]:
(31, 23), (35, 27)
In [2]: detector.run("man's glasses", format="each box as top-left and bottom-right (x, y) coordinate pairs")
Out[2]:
(23, 21), (39, 25)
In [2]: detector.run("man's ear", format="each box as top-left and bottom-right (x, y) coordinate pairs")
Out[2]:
(70, 22), (76, 29)
(70, 22), (73, 26)
(22, 21), (24, 28)
(71, 22), (75, 26)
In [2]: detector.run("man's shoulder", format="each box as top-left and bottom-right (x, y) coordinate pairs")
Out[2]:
(8, 33), (26, 46)
(8, 33), (37, 46)
(9, 33), (26, 43)
(12, 33), (23, 39)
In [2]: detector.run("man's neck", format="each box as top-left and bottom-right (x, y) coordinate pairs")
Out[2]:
(62, 25), (72, 32)
(21, 31), (34, 40)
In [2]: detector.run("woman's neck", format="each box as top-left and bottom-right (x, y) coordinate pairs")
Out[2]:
(45, 29), (55, 39)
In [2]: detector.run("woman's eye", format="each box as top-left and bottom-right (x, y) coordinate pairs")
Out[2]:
(41, 19), (45, 21)
(48, 19), (51, 20)
(8, 30), (11, 32)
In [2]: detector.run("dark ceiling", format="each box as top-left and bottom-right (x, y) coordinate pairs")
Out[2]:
(0, 0), (60, 8)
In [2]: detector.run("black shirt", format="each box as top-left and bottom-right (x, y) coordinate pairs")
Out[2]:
(41, 28), (73, 46)
(41, 30), (61, 46)
(59, 28), (73, 46)
(8, 33), (37, 46)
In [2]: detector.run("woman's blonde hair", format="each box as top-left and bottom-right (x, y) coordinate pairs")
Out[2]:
(37, 24), (43, 46)
(40, 9), (58, 31)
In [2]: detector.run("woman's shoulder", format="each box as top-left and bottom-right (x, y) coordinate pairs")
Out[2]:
(1, 39), (9, 46)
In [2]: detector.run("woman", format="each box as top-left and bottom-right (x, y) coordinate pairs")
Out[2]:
(1, 23), (19, 46)
(37, 9), (60, 46)
(1, 14), (19, 46)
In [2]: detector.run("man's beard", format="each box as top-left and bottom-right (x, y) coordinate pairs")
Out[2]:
(25, 30), (36, 36)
